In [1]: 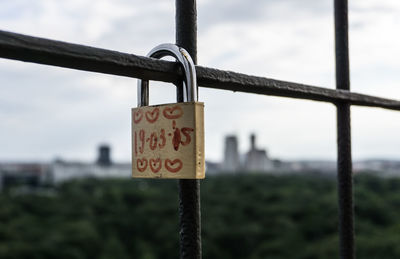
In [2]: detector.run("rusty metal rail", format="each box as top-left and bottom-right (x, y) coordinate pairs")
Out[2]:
(1, 29), (400, 111)
(0, 1), (398, 257)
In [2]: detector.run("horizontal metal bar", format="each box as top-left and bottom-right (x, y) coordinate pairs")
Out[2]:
(1, 30), (400, 111)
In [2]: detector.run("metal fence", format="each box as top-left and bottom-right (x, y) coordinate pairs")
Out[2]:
(1, 0), (399, 258)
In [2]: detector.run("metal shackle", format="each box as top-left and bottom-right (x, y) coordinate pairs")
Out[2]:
(137, 43), (197, 107)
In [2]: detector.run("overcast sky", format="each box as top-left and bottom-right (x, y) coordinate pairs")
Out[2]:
(0, 0), (399, 163)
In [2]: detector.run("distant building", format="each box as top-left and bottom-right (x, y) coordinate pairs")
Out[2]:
(244, 134), (273, 172)
(222, 135), (240, 172)
(353, 160), (400, 176)
(205, 161), (221, 174)
(0, 163), (51, 190)
(97, 144), (112, 166)
(288, 160), (336, 173)
(0, 145), (132, 190)
(51, 145), (130, 184)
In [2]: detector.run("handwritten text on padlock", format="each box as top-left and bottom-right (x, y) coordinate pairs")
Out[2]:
(132, 104), (197, 175)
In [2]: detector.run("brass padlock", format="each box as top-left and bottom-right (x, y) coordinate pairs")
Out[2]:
(132, 44), (205, 179)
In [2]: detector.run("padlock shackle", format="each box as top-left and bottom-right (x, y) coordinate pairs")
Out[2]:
(137, 44), (197, 107)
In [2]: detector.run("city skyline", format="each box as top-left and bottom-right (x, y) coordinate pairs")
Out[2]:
(1, 0), (399, 162)
(3, 137), (400, 187)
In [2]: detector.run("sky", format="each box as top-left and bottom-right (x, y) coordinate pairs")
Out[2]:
(0, 0), (399, 163)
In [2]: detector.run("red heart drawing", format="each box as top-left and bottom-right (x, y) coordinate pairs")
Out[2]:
(163, 105), (183, 119)
(149, 158), (162, 173)
(145, 108), (160, 123)
(164, 159), (183, 173)
(133, 109), (143, 124)
(136, 158), (148, 172)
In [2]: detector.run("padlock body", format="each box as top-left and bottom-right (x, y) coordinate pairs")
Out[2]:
(132, 102), (204, 179)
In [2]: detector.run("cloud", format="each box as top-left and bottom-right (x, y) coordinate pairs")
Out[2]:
(0, 0), (399, 162)
(198, 0), (332, 28)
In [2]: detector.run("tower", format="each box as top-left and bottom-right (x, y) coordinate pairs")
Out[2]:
(97, 144), (112, 166)
(245, 134), (272, 172)
(250, 133), (256, 150)
(223, 135), (240, 172)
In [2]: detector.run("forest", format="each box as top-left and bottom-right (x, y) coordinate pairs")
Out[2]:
(0, 173), (399, 258)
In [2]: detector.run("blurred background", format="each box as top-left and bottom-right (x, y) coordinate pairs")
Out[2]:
(1, 0), (400, 258)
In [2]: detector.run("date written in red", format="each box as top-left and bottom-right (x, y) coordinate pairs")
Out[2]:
(133, 123), (194, 154)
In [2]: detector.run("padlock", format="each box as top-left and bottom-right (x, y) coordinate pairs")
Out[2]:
(132, 43), (205, 179)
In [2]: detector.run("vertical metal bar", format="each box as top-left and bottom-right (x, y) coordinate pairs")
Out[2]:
(175, 1), (202, 259)
(334, 0), (355, 258)
(336, 104), (354, 259)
